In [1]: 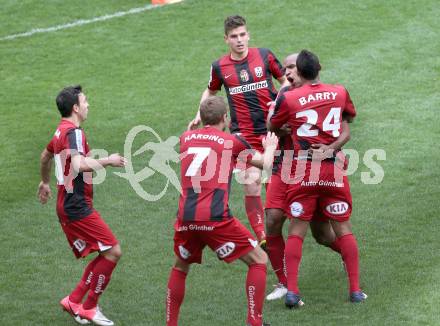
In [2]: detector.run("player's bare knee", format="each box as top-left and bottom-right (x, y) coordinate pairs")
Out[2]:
(174, 258), (190, 273)
(241, 246), (268, 266)
(287, 218), (309, 238)
(113, 244), (122, 258)
(256, 249), (268, 265)
(330, 220), (352, 238)
(252, 246), (268, 265)
(311, 232), (332, 246)
(266, 209), (285, 235)
(244, 183), (261, 196)
(102, 244), (122, 262)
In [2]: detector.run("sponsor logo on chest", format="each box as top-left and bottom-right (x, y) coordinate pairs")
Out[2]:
(229, 80), (268, 95)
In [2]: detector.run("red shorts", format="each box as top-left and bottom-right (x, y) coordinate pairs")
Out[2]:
(265, 172), (288, 210)
(243, 134), (265, 153)
(265, 172), (332, 222)
(233, 134), (265, 171)
(173, 218), (257, 264)
(61, 211), (119, 258)
(286, 161), (352, 222)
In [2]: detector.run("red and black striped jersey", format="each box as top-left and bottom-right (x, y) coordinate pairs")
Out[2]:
(46, 119), (94, 223)
(208, 48), (283, 136)
(177, 126), (253, 222)
(270, 86), (294, 175)
(271, 83), (356, 157)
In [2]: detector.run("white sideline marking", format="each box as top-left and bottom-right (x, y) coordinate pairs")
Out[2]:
(1, 4), (162, 41)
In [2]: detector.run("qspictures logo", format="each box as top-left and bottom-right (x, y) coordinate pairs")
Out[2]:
(56, 125), (387, 202)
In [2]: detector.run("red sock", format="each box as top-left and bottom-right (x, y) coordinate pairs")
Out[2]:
(338, 234), (361, 292)
(284, 235), (303, 294)
(166, 268), (187, 326)
(330, 238), (342, 254)
(266, 235), (287, 285)
(82, 256), (117, 310)
(69, 255), (101, 303)
(246, 263), (267, 326)
(245, 196), (265, 240)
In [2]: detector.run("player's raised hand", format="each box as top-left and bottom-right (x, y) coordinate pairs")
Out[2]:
(37, 181), (52, 204)
(187, 117), (201, 131)
(266, 101), (276, 109)
(262, 132), (278, 149)
(108, 153), (127, 167)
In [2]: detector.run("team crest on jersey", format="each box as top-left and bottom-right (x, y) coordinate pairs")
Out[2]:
(240, 69), (249, 82)
(254, 66), (263, 78)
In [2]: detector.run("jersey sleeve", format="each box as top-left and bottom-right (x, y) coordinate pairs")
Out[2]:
(208, 61), (223, 91)
(66, 128), (86, 155)
(267, 50), (284, 80)
(232, 134), (255, 162)
(270, 94), (290, 128)
(46, 137), (55, 153)
(343, 88), (357, 120)
(278, 86), (291, 97)
(268, 86), (291, 111)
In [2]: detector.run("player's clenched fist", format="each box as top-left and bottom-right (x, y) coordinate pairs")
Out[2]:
(37, 181), (52, 204)
(187, 117), (201, 131)
(108, 153), (127, 167)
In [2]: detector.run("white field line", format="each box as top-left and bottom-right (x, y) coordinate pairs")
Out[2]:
(1, 4), (163, 41)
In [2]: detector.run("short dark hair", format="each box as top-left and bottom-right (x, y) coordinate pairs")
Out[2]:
(200, 96), (227, 125)
(296, 50), (321, 80)
(224, 15), (246, 35)
(55, 85), (82, 117)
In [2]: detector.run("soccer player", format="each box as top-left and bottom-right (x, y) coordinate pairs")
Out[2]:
(268, 50), (367, 307)
(265, 53), (352, 301)
(167, 96), (278, 326)
(38, 85), (126, 325)
(187, 15), (285, 246)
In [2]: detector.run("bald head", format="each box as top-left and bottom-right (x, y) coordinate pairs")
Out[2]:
(283, 53), (298, 67)
(283, 53), (300, 87)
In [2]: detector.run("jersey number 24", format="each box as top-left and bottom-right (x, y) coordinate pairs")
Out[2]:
(296, 107), (341, 137)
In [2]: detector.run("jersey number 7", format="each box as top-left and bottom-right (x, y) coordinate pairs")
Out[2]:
(185, 147), (211, 177)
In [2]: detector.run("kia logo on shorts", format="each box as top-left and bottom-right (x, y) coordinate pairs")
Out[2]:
(215, 242), (236, 259)
(326, 202), (349, 215)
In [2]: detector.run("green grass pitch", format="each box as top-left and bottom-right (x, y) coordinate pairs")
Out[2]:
(1, 0), (439, 325)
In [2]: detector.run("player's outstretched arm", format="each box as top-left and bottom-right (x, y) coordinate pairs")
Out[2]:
(187, 88), (219, 130)
(71, 153), (127, 173)
(38, 148), (54, 204)
(248, 132), (278, 170)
